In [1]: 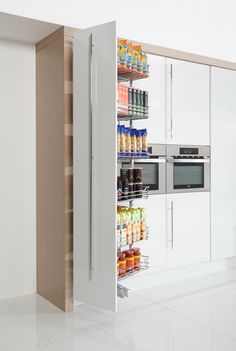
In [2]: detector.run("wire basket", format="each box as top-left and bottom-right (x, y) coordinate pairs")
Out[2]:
(118, 255), (149, 281)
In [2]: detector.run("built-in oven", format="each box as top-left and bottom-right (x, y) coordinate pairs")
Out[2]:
(122, 144), (166, 194)
(166, 145), (210, 193)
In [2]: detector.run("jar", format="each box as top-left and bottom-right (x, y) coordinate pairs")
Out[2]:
(133, 248), (141, 270)
(117, 212), (121, 250)
(119, 252), (126, 276)
(128, 183), (134, 199)
(125, 249), (134, 273)
(122, 177), (129, 200)
(127, 168), (134, 183)
(117, 257), (120, 276)
(117, 177), (123, 201)
(133, 168), (142, 183)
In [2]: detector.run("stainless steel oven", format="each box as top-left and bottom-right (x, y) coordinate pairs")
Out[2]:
(167, 145), (210, 193)
(122, 144), (166, 194)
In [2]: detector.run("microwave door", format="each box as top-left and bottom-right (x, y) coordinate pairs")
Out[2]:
(122, 159), (166, 194)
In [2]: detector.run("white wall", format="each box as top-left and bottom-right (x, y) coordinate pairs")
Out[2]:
(0, 0), (236, 61)
(0, 40), (36, 299)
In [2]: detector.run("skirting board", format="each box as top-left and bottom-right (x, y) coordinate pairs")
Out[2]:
(123, 257), (236, 291)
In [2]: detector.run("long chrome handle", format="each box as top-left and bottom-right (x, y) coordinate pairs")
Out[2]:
(170, 64), (173, 139)
(170, 200), (174, 249)
(89, 33), (94, 280)
(134, 158), (166, 164)
(167, 158), (210, 164)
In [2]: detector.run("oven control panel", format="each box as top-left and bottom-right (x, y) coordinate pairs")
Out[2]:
(179, 147), (198, 155)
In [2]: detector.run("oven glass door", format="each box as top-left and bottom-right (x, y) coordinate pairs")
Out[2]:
(173, 162), (204, 189)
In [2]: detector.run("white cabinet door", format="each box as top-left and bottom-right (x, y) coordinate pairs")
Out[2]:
(211, 67), (236, 260)
(166, 58), (210, 145)
(133, 54), (166, 144)
(166, 192), (210, 268)
(73, 22), (117, 311)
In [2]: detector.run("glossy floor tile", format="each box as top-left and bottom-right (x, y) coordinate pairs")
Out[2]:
(53, 309), (236, 351)
(30, 346), (59, 351)
(214, 267), (236, 282)
(171, 288), (236, 340)
(135, 273), (235, 307)
(3, 269), (236, 350)
(6, 292), (155, 342)
(0, 300), (51, 351)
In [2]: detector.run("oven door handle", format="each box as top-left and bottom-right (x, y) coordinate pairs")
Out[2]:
(135, 158), (166, 164)
(167, 158), (210, 164)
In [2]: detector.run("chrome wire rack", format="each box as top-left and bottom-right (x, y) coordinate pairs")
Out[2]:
(117, 186), (149, 202)
(118, 255), (149, 281)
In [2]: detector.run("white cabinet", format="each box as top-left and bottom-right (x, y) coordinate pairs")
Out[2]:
(166, 58), (210, 145)
(166, 192), (210, 268)
(133, 54), (166, 144)
(211, 67), (236, 260)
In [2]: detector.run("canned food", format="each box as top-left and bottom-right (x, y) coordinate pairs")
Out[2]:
(117, 176), (123, 200)
(128, 183), (134, 198)
(122, 177), (129, 200)
(133, 168), (142, 183)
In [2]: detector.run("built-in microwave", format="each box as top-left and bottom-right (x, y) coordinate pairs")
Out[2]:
(122, 144), (166, 194)
(166, 145), (210, 193)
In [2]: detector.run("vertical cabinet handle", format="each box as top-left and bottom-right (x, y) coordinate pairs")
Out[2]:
(89, 33), (94, 280)
(170, 200), (174, 249)
(170, 64), (173, 139)
(166, 62), (173, 139)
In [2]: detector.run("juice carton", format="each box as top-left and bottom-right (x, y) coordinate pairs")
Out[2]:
(142, 52), (149, 73)
(140, 207), (147, 239)
(127, 41), (133, 69)
(135, 208), (141, 241)
(126, 209), (132, 245)
(130, 208), (137, 243)
(133, 45), (143, 72)
(119, 39), (128, 67)
(120, 210), (127, 247)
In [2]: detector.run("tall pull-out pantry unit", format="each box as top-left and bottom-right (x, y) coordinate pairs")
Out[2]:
(74, 21), (152, 312)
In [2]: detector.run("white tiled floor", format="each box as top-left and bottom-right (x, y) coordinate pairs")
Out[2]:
(3, 270), (236, 350)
